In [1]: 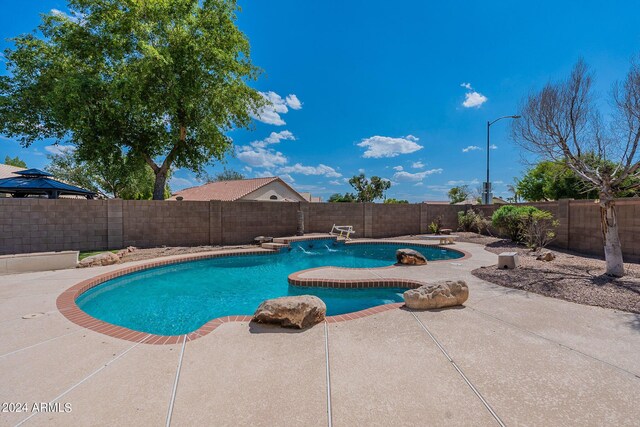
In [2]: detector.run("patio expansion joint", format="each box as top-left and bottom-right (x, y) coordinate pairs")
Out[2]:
(467, 306), (640, 379)
(0, 329), (84, 360)
(409, 311), (506, 427)
(323, 321), (333, 427)
(14, 333), (151, 427)
(165, 335), (187, 427)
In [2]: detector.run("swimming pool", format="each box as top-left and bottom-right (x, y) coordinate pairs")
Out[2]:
(76, 240), (463, 335)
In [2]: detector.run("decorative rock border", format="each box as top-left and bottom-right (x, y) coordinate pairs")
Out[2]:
(56, 240), (471, 344)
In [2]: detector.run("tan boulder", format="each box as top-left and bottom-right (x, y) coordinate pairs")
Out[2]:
(403, 280), (469, 310)
(253, 295), (326, 329)
(396, 248), (427, 265)
(536, 251), (556, 262)
(78, 252), (120, 268)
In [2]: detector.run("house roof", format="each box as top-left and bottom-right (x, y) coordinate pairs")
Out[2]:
(170, 177), (304, 202)
(0, 164), (25, 179)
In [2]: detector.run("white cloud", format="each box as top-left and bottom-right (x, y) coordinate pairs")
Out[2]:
(250, 130), (296, 148)
(463, 92), (488, 108)
(414, 182), (424, 186)
(45, 144), (75, 155)
(393, 166), (404, 171)
(460, 82), (488, 108)
(357, 135), (423, 158)
(236, 145), (288, 168)
(411, 161), (424, 169)
(392, 168), (443, 182)
(447, 179), (480, 186)
(490, 144), (498, 150)
(251, 91), (302, 126)
(280, 173), (295, 183)
(285, 94), (302, 110)
(243, 166), (253, 172)
(255, 170), (274, 178)
(278, 163), (342, 178)
(329, 180), (341, 185)
(462, 145), (481, 153)
(358, 168), (365, 174)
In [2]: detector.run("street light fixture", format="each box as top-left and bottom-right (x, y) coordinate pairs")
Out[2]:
(482, 115), (521, 205)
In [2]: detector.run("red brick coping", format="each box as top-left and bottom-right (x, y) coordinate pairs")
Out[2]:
(57, 241), (470, 344)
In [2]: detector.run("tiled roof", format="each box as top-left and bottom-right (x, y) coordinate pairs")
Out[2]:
(0, 164), (25, 179)
(171, 177), (283, 201)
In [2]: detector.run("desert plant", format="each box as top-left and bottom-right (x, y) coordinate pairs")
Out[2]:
(521, 210), (559, 251)
(428, 215), (443, 234)
(457, 209), (488, 233)
(491, 205), (541, 242)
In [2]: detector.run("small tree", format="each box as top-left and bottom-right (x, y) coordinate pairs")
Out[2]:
(448, 185), (470, 204)
(213, 168), (245, 182)
(458, 209), (488, 233)
(512, 59), (640, 276)
(4, 155), (26, 168)
(348, 174), (391, 202)
(384, 198), (409, 204)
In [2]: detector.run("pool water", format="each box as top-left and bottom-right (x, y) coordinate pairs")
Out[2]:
(76, 240), (463, 335)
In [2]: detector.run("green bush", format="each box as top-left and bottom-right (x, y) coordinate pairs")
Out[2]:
(521, 209), (559, 250)
(457, 209), (488, 233)
(428, 215), (443, 234)
(491, 205), (543, 242)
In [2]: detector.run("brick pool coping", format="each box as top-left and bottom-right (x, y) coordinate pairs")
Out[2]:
(56, 240), (471, 345)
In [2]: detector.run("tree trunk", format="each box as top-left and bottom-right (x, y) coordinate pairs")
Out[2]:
(599, 196), (625, 277)
(152, 169), (168, 200)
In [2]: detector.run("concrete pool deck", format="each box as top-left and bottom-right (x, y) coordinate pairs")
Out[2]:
(0, 241), (638, 426)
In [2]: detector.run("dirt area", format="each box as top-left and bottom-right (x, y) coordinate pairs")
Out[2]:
(459, 232), (640, 314)
(116, 244), (257, 263)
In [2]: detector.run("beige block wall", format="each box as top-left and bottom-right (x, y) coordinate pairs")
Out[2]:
(1, 198), (639, 262)
(0, 199), (108, 254)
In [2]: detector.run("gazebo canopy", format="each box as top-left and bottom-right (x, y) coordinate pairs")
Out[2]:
(0, 168), (96, 199)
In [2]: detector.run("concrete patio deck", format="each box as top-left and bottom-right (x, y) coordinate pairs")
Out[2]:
(0, 241), (638, 426)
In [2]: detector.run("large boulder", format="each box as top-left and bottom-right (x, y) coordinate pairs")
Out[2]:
(403, 280), (469, 310)
(253, 295), (326, 329)
(396, 248), (427, 265)
(78, 252), (120, 268)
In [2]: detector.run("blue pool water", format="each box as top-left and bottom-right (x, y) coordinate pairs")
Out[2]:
(77, 240), (463, 335)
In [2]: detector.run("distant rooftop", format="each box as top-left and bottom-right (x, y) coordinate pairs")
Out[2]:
(170, 177), (305, 202)
(0, 163), (25, 179)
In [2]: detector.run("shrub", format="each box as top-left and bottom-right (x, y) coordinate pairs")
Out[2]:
(521, 210), (559, 250)
(428, 215), (443, 234)
(457, 209), (488, 233)
(491, 205), (559, 248)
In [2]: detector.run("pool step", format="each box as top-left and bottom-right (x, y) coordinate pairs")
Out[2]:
(261, 242), (290, 250)
(272, 237), (289, 244)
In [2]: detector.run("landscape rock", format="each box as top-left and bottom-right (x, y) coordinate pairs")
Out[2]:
(253, 295), (326, 328)
(396, 248), (427, 265)
(536, 251), (556, 262)
(78, 252), (120, 268)
(116, 246), (137, 259)
(403, 280), (469, 310)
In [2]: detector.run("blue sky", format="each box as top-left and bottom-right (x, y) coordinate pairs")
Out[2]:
(2, 1), (640, 201)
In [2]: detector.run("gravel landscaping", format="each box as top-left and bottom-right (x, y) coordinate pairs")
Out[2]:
(460, 232), (640, 314)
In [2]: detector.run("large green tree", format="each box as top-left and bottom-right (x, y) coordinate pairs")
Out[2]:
(212, 168), (245, 181)
(348, 174), (391, 202)
(0, 0), (263, 200)
(517, 159), (639, 202)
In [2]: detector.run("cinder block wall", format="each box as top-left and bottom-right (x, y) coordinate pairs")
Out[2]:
(1, 198), (639, 262)
(0, 199), (108, 254)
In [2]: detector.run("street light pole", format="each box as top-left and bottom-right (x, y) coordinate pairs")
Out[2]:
(482, 115), (521, 205)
